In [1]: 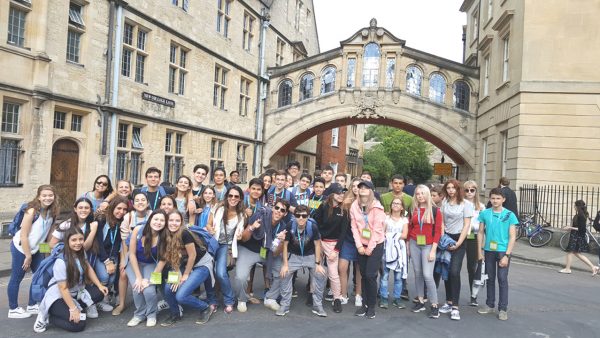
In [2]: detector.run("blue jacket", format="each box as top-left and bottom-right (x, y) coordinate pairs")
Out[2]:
(434, 234), (456, 281)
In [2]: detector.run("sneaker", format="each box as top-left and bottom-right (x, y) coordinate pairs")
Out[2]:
(411, 302), (426, 313)
(478, 305), (495, 314)
(354, 305), (367, 317)
(8, 307), (32, 319)
(157, 300), (170, 312)
(146, 317), (157, 327)
(127, 316), (144, 327)
(292, 288), (298, 298)
(498, 310), (508, 321)
(96, 300), (114, 312)
(439, 303), (452, 314)
(264, 298), (280, 311)
(161, 314), (181, 327)
(355, 294), (363, 307)
(237, 301), (247, 313)
(275, 306), (289, 316)
(379, 298), (388, 309)
(340, 296), (349, 305)
(412, 296), (420, 303)
(429, 306), (440, 319)
(324, 289), (334, 302)
(33, 313), (47, 333)
(333, 299), (342, 313)
(366, 308), (376, 319)
(401, 289), (409, 300)
(224, 305), (234, 314)
(312, 306), (327, 317)
(469, 297), (479, 307)
(86, 304), (99, 319)
(305, 293), (313, 307)
(196, 307), (213, 324)
(450, 309), (461, 321)
(392, 298), (406, 309)
(26, 304), (39, 314)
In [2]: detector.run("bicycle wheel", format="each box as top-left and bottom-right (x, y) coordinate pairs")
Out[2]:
(559, 232), (571, 251)
(530, 229), (553, 247)
(516, 225), (526, 240)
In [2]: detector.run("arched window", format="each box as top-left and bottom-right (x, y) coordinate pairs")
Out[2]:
(278, 80), (293, 107)
(429, 73), (446, 103)
(299, 73), (314, 101)
(453, 81), (470, 111)
(320, 66), (336, 94)
(406, 65), (422, 95)
(362, 43), (380, 87)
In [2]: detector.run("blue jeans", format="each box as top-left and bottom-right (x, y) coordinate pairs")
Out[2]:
(484, 251), (510, 311)
(8, 242), (44, 309)
(379, 265), (403, 300)
(93, 258), (117, 287)
(215, 244), (235, 306)
(163, 266), (216, 317)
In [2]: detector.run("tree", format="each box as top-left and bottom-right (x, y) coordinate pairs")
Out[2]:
(362, 145), (394, 187)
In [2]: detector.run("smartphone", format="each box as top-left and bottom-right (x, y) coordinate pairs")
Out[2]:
(79, 313), (86, 320)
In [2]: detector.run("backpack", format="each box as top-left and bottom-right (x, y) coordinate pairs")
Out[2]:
(290, 218), (314, 240)
(431, 206), (439, 237)
(593, 211), (600, 232)
(188, 226), (219, 257)
(8, 203), (40, 237)
(141, 185), (167, 197)
(30, 242), (64, 303)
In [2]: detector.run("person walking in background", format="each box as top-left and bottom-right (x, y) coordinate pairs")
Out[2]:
(559, 200), (599, 276)
(486, 177), (518, 217)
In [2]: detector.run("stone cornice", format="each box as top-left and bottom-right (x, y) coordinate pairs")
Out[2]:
(267, 48), (342, 78)
(459, 0), (476, 12)
(403, 47), (479, 78)
(492, 10), (515, 31)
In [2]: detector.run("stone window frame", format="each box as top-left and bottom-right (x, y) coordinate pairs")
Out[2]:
(1, 99), (25, 187)
(210, 138), (226, 183)
(171, 0), (189, 12)
(213, 64), (229, 110)
(242, 11), (255, 52)
(168, 42), (189, 95)
(239, 77), (251, 117)
(278, 79), (293, 108)
(320, 66), (336, 95)
(164, 130), (185, 186)
(405, 64), (423, 96)
(121, 20), (149, 84)
(299, 72), (314, 101)
(453, 80), (471, 112)
(428, 72), (447, 104)
(116, 121), (145, 186)
(236, 143), (249, 184)
(216, 0), (232, 38)
(362, 43), (380, 88)
(276, 38), (286, 66)
(66, 2), (86, 64)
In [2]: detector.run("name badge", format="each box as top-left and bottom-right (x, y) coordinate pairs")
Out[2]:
(259, 247), (267, 259)
(490, 241), (498, 251)
(150, 272), (162, 285)
(38, 243), (51, 254)
(361, 228), (371, 239)
(167, 271), (180, 284)
(416, 235), (426, 246)
(467, 232), (476, 240)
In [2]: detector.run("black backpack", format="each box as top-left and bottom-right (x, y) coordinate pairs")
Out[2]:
(593, 211), (600, 232)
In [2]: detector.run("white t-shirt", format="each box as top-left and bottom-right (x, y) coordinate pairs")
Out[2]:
(12, 214), (53, 254)
(385, 215), (408, 235)
(441, 199), (474, 235)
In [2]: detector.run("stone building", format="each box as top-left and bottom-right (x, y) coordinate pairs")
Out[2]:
(0, 0), (320, 213)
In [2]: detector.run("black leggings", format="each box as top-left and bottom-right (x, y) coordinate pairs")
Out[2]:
(358, 243), (384, 309)
(49, 284), (104, 332)
(465, 238), (479, 294)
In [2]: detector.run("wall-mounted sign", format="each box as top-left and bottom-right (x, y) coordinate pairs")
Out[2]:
(433, 163), (453, 176)
(142, 92), (175, 108)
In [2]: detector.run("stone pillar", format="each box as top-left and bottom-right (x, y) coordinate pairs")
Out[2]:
(355, 52), (363, 88)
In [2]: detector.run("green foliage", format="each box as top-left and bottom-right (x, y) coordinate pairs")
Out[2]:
(362, 145), (394, 187)
(363, 125), (434, 185)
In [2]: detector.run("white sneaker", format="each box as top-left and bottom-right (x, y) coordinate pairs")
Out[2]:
(157, 300), (170, 312)
(26, 304), (39, 314)
(96, 301), (114, 312)
(450, 309), (461, 320)
(33, 313), (47, 333)
(86, 304), (98, 319)
(8, 307), (31, 319)
(146, 317), (157, 327)
(127, 316), (144, 327)
(355, 295), (363, 307)
(264, 298), (280, 311)
(340, 296), (349, 305)
(439, 303), (452, 313)
(237, 301), (247, 313)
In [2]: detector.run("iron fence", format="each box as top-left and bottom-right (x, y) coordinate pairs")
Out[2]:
(519, 184), (600, 230)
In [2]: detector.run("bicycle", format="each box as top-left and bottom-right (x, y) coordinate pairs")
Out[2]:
(516, 212), (553, 247)
(559, 218), (600, 252)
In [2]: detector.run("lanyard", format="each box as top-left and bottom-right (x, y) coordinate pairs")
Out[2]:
(272, 222), (282, 240)
(151, 191), (160, 210)
(150, 239), (159, 263)
(417, 208), (425, 233)
(244, 195), (258, 214)
(216, 187), (225, 201)
(134, 212), (148, 227)
(104, 223), (119, 257)
(194, 185), (204, 196)
(297, 227), (305, 256)
(40, 215), (51, 236)
(362, 211), (370, 231)
(75, 258), (84, 283)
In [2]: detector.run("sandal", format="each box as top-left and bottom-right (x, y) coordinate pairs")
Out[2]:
(224, 305), (234, 314)
(112, 304), (125, 316)
(558, 269), (572, 274)
(592, 266), (599, 276)
(247, 293), (260, 304)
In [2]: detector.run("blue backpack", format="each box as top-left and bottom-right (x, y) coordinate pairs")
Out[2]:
(30, 242), (64, 303)
(290, 218), (314, 239)
(8, 203), (40, 237)
(188, 226), (219, 257)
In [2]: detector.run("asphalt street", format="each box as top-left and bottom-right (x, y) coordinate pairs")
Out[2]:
(0, 259), (599, 338)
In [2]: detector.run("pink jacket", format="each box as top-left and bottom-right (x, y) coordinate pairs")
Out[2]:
(350, 199), (386, 255)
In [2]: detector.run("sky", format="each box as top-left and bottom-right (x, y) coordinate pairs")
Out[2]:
(313, 0), (466, 62)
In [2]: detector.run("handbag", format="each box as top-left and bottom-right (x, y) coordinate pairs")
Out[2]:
(221, 216), (236, 270)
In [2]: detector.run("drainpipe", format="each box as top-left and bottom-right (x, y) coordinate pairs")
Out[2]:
(253, 7), (270, 176)
(99, 1), (116, 157)
(108, 4), (123, 180)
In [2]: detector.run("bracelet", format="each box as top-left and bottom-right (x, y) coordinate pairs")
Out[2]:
(68, 308), (78, 312)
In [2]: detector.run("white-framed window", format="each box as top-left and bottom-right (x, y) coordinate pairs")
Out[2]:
(242, 12), (255, 52)
(7, 5), (28, 47)
(483, 55), (490, 97)
(481, 138), (488, 189)
(168, 43), (188, 95)
(116, 122), (144, 185)
(502, 36), (510, 82)
(53, 111), (66, 129)
(276, 38), (285, 66)
(164, 131), (184, 185)
(472, 9), (479, 42)
(66, 2), (85, 64)
(501, 131), (508, 177)
(236, 143), (248, 183)
(216, 0), (231, 37)
(362, 43), (380, 88)
(213, 64), (228, 110)
(171, 0), (189, 11)
(331, 127), (339, 147)
(54, 110), (85, 132)
(1, 102), (20, 134)
(1, 101), (23, 186)
(239, 77), (251, 116)
(346, 58), (356, 88)
(429, 73), (446, 103)
(71, 114), (82, 132)
(121, 21), (148, 84)
(320, 66), (336, 94)
(210, 139), (225, 182)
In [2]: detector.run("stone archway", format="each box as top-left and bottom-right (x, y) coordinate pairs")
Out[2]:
(50, 138), (80, 212)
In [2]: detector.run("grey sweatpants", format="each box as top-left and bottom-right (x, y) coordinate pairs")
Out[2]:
(234, 245), (265, 302)
(409, 239), (438, 304)
(280, 254), (326, 308)
(265, 256), (283, 300)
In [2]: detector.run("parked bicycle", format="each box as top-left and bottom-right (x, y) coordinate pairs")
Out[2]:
(559, 218), (600, 252)
(516, 212), (553, 247)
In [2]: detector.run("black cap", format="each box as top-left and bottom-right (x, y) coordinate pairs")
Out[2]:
(357, 180), (375, 190)
(329, 183), (347, 195)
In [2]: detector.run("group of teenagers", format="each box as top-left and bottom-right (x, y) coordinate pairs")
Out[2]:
(6, 161), (520, 333)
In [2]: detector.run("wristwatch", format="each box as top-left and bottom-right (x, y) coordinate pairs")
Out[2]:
(504, 253), (511, 259)
(315, 261), (321, 265)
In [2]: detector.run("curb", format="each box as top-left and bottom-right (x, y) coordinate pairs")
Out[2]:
(512, 254), (593, 273)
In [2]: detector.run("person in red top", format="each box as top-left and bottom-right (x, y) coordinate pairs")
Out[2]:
(409, 184), (443, 319)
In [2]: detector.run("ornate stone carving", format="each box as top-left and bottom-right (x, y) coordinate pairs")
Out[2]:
(459, 117), (468, 129)
(353, 92), (383, 119)
(369, 18), (377, 28)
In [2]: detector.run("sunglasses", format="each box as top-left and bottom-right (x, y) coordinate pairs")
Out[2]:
(96, 181), (108, 187)
(465, 188), (476, 193)
(227, 194), (240, 199)
(273, 205), (287, 212)
(295, 214), (308, 219)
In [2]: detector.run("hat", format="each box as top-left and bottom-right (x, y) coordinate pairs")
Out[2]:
(329, 183), (347, 195)
(357, 180), (375, 190)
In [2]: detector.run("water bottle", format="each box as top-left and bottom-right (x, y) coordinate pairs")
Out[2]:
(271, 238), (280, 251)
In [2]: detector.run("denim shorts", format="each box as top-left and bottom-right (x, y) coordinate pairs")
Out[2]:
(339, 240), (359, 262)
